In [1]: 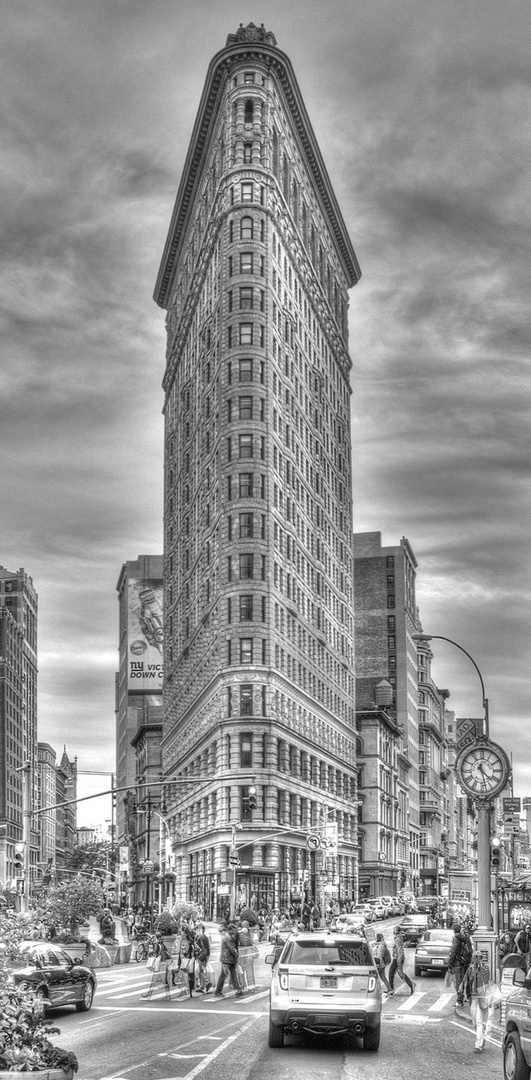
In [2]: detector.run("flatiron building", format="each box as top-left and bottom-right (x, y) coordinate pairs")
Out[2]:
(154, 24), (361, 917)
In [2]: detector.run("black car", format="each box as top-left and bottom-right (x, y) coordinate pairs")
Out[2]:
(397, 914), (434, 945)
(11, 941), (96, 1012)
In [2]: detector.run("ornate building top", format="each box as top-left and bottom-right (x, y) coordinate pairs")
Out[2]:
(225, 23), (277, 47)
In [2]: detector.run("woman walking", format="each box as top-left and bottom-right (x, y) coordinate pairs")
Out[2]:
(388, 926), (416, 996)
(461, 951), (497, 1052)
(374, 932), (392, 993)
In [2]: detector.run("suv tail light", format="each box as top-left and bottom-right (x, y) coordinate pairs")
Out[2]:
(368, 975), (377, 993)
(278, 968), (289, 990)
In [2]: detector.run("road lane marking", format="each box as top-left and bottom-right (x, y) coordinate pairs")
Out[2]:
(428, 993), (454, 1011)
(180, 1017), (257, 1079)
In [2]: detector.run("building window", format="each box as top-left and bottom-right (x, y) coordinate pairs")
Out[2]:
(240, 252), (253, 274)
(239, 396), (253, 420)
(239, 472), (253, 497)
(240, 594), (253, 621)
(240, 323), (253, 345)
(387, 595), (395, 608)
(240, 638), (253, 664)
(239, 512), (253, 537)
(241, 217), (253, 240)
(240, 685), (253, 715)
(244, 73), (254, 84)
(387, 615), (395, 629)
(240, 733), (253, 766)
(240, 285), (253, 309)
(388, 636), (396, 649)
(239, 554), (254, 579)
(239, 358), (253, 382)
(243, 143), (252, 164)
(241, 785), (252, 821)
(239, 434), (253, 458)
(241, 182), (253, 202)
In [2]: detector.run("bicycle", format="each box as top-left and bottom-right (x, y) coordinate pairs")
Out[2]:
(135, 934), (156, 963)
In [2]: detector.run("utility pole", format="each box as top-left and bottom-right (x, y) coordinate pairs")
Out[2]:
(22, 761), (31, 913)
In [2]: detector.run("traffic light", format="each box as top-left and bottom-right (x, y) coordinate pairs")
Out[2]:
(491, 836), (501, 870)
(248, 785), (257, 811)
(14, 843), (25, 875)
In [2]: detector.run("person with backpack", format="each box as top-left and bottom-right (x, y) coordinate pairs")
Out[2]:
(374, 932), (392, 993)
(448, 922), (473, 1010)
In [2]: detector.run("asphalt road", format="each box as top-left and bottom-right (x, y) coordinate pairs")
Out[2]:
(50, 928), (505, 1080)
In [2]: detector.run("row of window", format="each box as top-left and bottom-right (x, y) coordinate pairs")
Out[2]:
(227, 473), (266, 500)
(228, 286), (265, 311)
(228, 216), (265, 243)
(228, 252), (265, 276)
(227, 513), (265, 540)
(226, 637), (266, 665)
(227, 434), (266, 460)
(227, 554), (266, 581)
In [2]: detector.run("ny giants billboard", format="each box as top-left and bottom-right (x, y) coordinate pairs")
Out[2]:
(127, 578), (163, 693)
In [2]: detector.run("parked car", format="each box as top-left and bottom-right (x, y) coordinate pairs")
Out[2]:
(266, 930), (382, 1050)
(414, 897), (438, 915)
(503, 962), (531, 1080)
(367, 899), (388, 920)
(11, 941), (97, 1012)
(351, 903), (376, 923)
(329, 914), (367, 934)
(413, 928), (454, 976)
(397, 914), (434, 945)
(381, 896), (403, 917)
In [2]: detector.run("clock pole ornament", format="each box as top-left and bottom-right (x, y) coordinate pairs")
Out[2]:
(456, 738), (511, 800)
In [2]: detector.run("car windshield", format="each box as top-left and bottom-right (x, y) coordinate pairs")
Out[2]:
(283, 940), (373, 966)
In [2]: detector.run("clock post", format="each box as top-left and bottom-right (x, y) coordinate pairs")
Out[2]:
(456, 737), (511, 978)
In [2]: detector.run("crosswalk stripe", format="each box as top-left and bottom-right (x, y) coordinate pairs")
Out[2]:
(428, 992), (454, 1011)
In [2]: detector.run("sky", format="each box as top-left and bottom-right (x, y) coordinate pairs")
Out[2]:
(2, 0), (530, 827)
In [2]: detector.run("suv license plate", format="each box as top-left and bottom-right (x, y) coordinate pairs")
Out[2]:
(433, 959), (444, 965)
(320, 976), (338, 988)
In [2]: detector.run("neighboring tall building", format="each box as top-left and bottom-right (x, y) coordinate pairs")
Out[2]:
(0, 565), (39, 896)
(353, 533), (420, 894)
(154, 24), (360, 917)
(115, 556), (163, 908)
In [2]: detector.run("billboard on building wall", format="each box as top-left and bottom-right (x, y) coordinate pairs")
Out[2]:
(127, 578), (163, 692)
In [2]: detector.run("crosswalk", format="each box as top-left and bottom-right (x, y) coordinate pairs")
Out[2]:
(93, 968), (262, 1005)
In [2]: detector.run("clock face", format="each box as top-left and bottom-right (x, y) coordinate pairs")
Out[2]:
(458, 742), (509, 796)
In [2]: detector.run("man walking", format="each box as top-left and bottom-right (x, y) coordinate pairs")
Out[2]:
(215, 924), (244, 998)
(388, 926), (415, 996)
(448, 922), (473, 1010)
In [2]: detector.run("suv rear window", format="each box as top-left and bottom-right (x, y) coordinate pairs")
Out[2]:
(282, 940), (373, 966)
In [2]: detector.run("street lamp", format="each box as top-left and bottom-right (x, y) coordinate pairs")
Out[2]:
(412, 631), (509, 976)
(412, 633), (489, 738)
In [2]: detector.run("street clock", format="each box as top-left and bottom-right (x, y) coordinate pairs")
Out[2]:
(456, 739), (510, 799)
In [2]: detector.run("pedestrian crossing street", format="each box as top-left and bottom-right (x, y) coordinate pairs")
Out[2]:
(93, 969), (458, 1018)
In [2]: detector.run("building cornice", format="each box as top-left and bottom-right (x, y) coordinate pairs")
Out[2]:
(154, 36), (360, 309)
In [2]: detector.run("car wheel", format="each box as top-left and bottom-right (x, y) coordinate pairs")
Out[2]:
(363, 1023), (381, 1051)
(268, 1018), (284, 1048)
(76, 980), (94, 1012)
(504, 1032), (531, 1080)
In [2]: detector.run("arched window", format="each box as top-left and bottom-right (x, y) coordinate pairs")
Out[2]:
(240, 216), (253, 241)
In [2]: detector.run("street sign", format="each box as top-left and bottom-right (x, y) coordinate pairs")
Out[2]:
(306, 833), (321, 851)
(143, 860), (154, 874)
(503, 798), (522, 813)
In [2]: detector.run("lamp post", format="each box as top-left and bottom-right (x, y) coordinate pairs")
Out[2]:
(413, 632), (509, 977)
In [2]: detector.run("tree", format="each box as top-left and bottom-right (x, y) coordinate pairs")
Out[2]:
(41, 877), (104, 940)
(62, 841), (116, 877)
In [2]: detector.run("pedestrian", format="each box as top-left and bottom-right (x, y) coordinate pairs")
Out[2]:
(215, 923), (244, 998)
(514, 924), (531, 969)
(374, 932), (392, 993)
(141, 932), (172, 999)
(448, 922), (473, 1010)
(177, 919), (197, 997)
(461, 951), (497, 1052)
(499, 931), (516, 961)
(388, 926), (415, 996)
(193, 923), (212, 993)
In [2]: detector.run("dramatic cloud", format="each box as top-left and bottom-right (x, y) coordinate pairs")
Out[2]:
(1, 0), (529, 821)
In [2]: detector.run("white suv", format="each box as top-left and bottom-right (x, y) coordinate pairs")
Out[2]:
(266, 931), (382, 1050)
